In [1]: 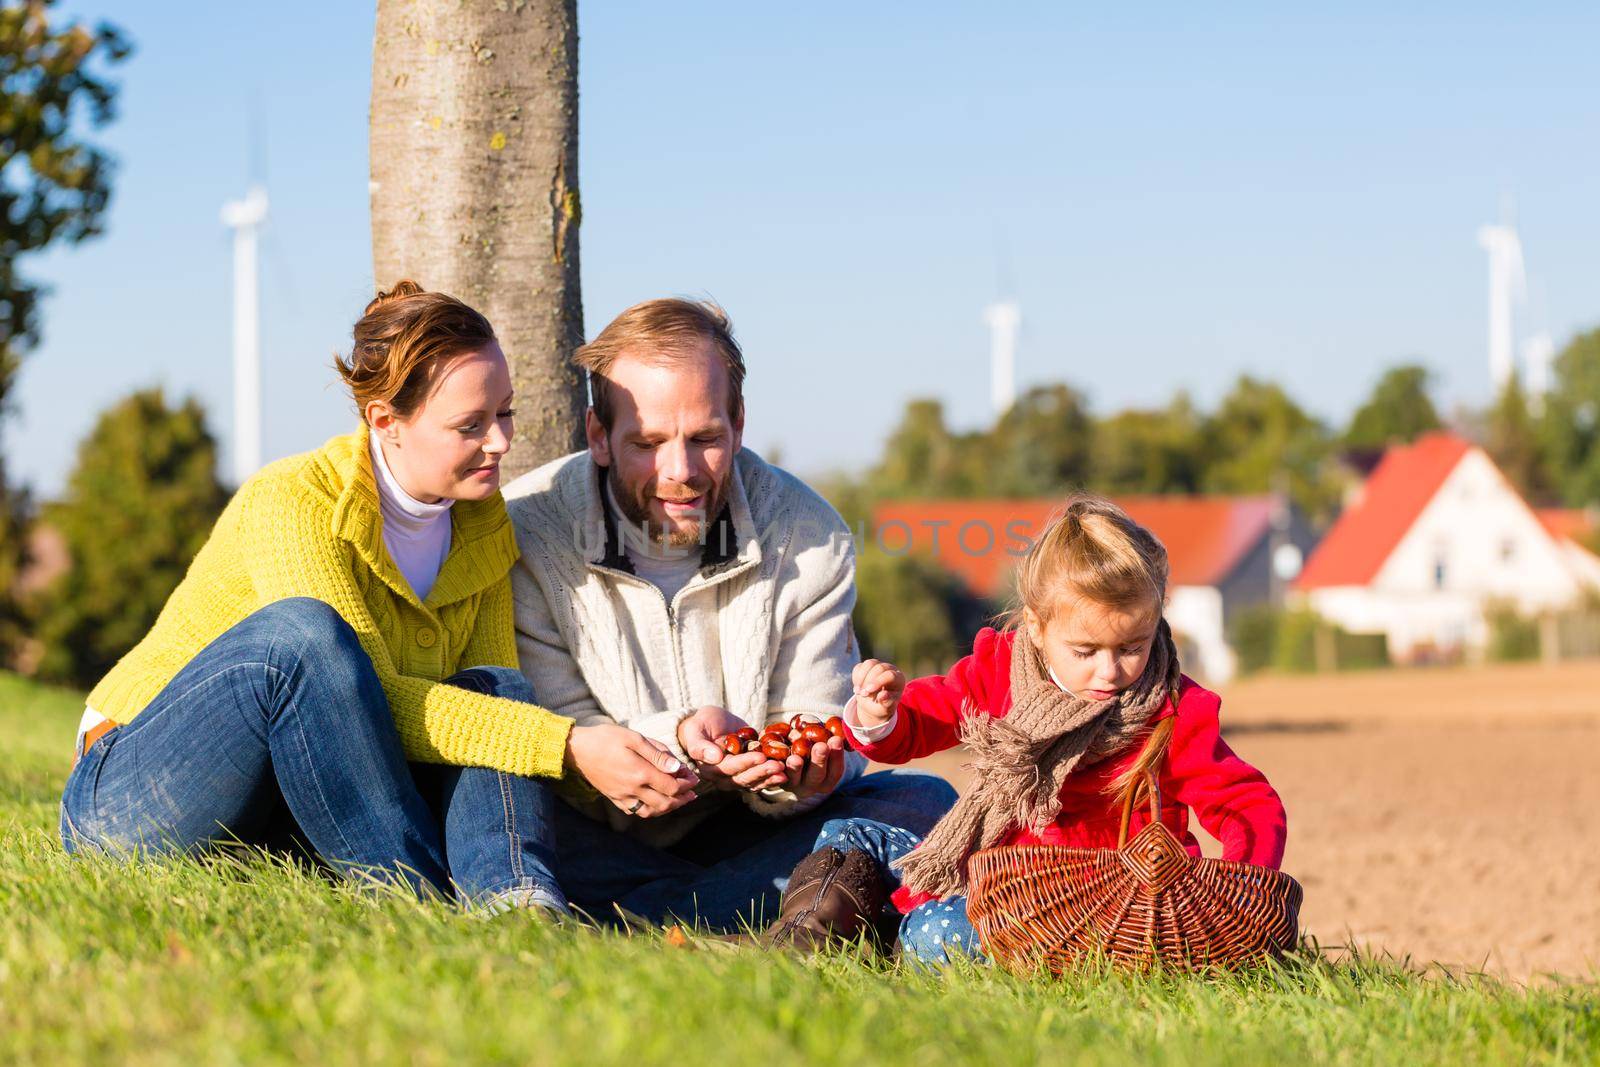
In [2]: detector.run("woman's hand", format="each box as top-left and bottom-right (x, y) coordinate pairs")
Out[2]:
(565, 723), (700, 817)
(850, 659), (905, 727)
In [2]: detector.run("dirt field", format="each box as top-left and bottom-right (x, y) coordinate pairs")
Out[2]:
(887, 660), (1600, 982)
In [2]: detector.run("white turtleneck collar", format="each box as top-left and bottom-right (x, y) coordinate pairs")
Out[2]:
(369, 432), (453, 600)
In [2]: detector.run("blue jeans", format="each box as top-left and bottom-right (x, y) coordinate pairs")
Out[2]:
(810, 816), (988, 965)
(59, 597), (565, 912)
(551, 769), (957, 931)
(899, 896), (985, 965)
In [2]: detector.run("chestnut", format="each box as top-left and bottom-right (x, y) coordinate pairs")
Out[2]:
(720, 735), (745, 755)
(759, 739), (790, 760)
(734, 727), (759, 744)
(800, 723), (829, 744)
(825, 716), (846, 739)
(788, 714), (809, 731)
(791, 737), (814, 759)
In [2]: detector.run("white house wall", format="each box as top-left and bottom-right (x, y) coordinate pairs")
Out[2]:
(1305, 585), (1489, 659)
(1167, 585), (1235, 684)
(1557, 540), (1600, 593)
(1374, 450), (1580, 610)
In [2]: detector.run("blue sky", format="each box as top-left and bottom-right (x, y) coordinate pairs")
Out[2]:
(9, 2), (1599, 496)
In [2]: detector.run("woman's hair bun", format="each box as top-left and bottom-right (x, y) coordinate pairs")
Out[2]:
(337, 280), (497, 420)
(364, 279), (426, 316)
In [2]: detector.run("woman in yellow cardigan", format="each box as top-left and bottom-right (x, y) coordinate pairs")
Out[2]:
(58, 282), (698, 909)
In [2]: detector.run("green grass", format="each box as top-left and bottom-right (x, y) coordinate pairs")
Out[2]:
(1, 673), (1595, 1066)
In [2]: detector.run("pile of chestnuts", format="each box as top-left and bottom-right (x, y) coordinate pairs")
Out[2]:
(715, 714), (846, 761)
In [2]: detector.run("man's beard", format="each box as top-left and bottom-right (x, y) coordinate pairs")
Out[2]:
(607, 466), (729, 549)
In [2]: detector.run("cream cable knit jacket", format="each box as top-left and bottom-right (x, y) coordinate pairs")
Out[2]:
(503, 448), (864, 847)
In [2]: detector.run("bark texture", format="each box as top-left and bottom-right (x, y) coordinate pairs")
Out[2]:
(371, 0), (584, 476)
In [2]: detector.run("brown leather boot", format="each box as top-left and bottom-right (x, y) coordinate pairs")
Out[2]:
(761, 846), (887, 953)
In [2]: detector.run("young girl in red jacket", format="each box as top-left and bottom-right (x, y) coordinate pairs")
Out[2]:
(818, 494), (1287, 964)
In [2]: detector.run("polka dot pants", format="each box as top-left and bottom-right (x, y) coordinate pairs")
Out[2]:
(898, 895), (987, 966)
(810, 816), (925, 875)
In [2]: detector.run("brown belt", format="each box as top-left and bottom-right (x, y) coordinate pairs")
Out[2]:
(74, 719), (117, 767)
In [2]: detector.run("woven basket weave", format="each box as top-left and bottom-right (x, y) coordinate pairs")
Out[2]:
(965, 773), (1302, 972)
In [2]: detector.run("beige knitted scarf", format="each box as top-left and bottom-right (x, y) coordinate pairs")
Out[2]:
(893, 620), (1180, 900)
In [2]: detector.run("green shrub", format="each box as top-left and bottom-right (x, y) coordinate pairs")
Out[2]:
(1485, 602), (1541, 662)
(1229, 605), (1390, 674)
(852, 549), (978, 677)
(1227, 603), (1278, 675)
(29, 389), (226, 688)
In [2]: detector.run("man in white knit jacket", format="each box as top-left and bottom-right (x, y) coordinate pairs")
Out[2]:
(502, 298), (954, 931)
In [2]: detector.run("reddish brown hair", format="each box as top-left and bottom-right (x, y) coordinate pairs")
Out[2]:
(334, 280), (497, 420)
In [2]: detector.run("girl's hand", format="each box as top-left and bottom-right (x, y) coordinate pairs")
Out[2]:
(850, 659), (905, 727)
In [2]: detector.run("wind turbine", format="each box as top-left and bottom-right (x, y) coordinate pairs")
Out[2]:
(1517, 273), (1556, 413)
(1521, 331), (1555, 411)
(984, 299), (1021, 417)
(983, 226), (1022, 419)
(1476, 215), (1525, 394)
(221, 184), (268, 485)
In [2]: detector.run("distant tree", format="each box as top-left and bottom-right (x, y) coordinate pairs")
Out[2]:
(1486, 375), (1559, 506)
(0, 462), (27, 656)
(851, 549), (970, 677)
(869, 398), (986, 499)
(1200, 375), (1341, 523)
(1538, 327), (1600, 507)
(1343, 364), (1442, 451)
(813, 470), (873, 532)
(0, 1), (129, 664)
(0, 1), (128, 413)
(31, 390), (226, 687)
(1089, 393), (1206, 496)
(986, 383), (1092, 497)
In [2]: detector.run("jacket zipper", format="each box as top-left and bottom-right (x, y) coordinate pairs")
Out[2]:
(587, 564), (740, 720)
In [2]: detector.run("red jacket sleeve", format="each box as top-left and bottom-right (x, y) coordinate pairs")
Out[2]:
(1163, 682), (1288, 868)
(848, 627), (1012, 764)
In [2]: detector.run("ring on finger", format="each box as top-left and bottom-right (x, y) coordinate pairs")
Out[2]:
(627, 798), (643, 815)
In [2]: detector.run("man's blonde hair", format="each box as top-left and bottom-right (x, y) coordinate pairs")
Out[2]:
(574, 298), (746, 430)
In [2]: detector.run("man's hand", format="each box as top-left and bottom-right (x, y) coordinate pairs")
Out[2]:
(677, 705), (787, 792)
(565, 723), (700, 817)
(777, 733), (848, 802)
(850, 659), (905, 727)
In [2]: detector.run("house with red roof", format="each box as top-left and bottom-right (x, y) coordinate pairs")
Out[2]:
(870, 494), (1316, 683)
(1293, 431), (1600, 661)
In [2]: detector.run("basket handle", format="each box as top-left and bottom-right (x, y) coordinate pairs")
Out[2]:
(1115, 770), (1162, 849)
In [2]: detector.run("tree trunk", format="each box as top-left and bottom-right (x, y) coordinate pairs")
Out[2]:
(370, 0), (584, 477)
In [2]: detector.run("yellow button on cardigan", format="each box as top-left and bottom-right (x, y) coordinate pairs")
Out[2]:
(85, 425), (572, 779)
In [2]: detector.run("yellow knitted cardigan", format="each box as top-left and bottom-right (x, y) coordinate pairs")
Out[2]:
(85, 425), (572, 779)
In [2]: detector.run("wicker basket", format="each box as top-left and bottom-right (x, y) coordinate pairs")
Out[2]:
(965, 773), (1302, 972)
